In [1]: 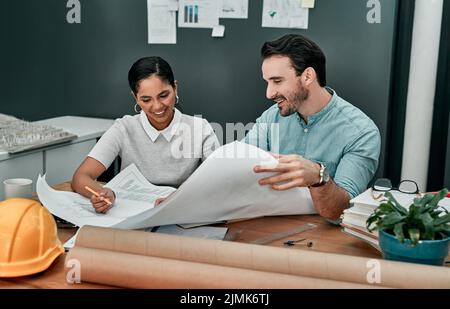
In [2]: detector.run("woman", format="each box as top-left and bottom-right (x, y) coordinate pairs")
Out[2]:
(72, 56), (219, 213)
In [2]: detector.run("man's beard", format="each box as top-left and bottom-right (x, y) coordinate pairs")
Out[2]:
(279, 82), (309, 117)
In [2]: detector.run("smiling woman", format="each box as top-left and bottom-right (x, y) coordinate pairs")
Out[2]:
(129, 57), (179, 131)
(71, 56), (220, 214)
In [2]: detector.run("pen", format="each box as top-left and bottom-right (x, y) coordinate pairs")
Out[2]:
(84, 186), (113, 206)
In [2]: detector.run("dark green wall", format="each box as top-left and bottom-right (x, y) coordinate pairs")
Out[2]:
(1, 0), (398, 179)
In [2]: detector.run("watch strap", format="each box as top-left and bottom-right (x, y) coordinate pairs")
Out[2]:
(311, 163), (326, 187)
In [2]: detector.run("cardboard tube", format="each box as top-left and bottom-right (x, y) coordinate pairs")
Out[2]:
(401, 0), (444, 190)
(74, 226), (450, 288)
(66, 247), (377, 289)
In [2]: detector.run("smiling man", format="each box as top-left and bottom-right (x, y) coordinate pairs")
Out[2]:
(244, 34), (381, 221)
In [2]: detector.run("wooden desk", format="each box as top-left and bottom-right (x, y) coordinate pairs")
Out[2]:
(1, 183), (382, 289)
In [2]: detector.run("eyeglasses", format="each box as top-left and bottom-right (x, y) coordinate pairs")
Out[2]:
(371, 178), (420, 200)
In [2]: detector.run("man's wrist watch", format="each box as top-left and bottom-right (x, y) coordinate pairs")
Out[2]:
(311, 163), (330, 187)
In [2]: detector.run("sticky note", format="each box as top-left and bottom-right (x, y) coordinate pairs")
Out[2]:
(212, 25), (225, 37)
(302, 0), (315, 9)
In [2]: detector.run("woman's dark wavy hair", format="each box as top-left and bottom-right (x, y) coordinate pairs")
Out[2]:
(128, 56), (175, 95)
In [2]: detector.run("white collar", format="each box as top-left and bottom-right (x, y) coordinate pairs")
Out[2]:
(140, 108), (182, 142)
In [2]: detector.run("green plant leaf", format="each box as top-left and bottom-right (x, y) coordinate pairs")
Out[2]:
(430, 210), (444, 219)
(384, 192), (408, 216)
(369, 188), (450, 243)
(366, 215), (381, 231)
(434, 224), (450, 234)
(415, 194), (434, 209)
(408, 228), (420, 246)
(393, 222), (405, 243)
(433, 213), (450, 226)
(419, 213), (434, 240)
(429, 189), (449, 206)
(377, 203), (395, 214)
(408, 204), (421, 219)
(382, 212), (405, 227)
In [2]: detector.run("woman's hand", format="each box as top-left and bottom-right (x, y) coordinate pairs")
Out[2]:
(90, 188), (116, 214)
(154, 197), (166, 206)
(154, 192), (175, 207)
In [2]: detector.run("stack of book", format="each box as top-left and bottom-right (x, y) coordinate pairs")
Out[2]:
(341, 189), (381, 250)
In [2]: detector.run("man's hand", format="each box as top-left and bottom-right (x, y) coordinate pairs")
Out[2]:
(254, 153), (350, 221)
(90, 187), (116, 214)
(254, 154), (321, 190)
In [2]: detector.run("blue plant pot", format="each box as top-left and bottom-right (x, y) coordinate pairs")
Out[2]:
(379, 230), (450, 266)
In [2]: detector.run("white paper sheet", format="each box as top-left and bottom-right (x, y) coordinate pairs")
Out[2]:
(150, 225), (228, 240)
(168, 0), (179, 11)
(106, 163), (175, 203)
(221, 0), (248, 19)
(178, 221), (223, 228)
(211, 24), (225, 37)
(262, 0), (309, 29)
(147, 0), (177, 44)
(178, 0), (220, 28)
(63, 229), (80, 250)
(116, 142), (316, 229)
(301, 0), (315, 9)
(37, 164), (176, 228)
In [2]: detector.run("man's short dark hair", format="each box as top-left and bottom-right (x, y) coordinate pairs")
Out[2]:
(261, 34), (327, 87)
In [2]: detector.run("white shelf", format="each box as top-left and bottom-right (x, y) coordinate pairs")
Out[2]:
(0, 116), (114, 162)
(0, 116), (114, 200)
(34, 116), (115, 142)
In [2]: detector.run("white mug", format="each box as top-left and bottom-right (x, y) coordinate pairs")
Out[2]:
(3, 178), (33, 199)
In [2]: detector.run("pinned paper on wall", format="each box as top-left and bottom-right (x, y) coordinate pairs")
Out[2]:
(212, 24), (225, 37)
(178, 0), (220, 28)
(301, 0), (315, 9)
(221, 0), (248, 19)
(168, 0), (179, 11)
(147, 0), (177, 44)
(262, 0), (309, 29)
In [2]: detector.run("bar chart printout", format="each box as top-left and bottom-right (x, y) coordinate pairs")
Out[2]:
(178, 0), (219, 28)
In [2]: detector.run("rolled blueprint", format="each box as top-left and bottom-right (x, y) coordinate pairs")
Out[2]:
(66, 247), (376, 289)
(72, 226), (450, 289)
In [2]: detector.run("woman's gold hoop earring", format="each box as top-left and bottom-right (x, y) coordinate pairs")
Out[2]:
(134, 104), (142, 113)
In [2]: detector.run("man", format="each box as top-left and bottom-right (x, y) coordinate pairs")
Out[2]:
(244, 34), (381, 221)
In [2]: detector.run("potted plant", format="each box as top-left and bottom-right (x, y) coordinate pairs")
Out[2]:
(367, 189), (450, 266)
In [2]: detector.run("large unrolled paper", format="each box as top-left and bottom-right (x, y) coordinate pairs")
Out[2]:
(67, 226), (450, 288)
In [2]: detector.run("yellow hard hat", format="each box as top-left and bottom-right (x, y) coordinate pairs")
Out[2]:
(0, 198), (64, 277)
